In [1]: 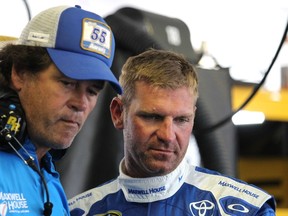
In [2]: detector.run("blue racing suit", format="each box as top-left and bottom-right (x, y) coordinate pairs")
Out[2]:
(0, 139), (69, 216)
(69, 159), (276, 216)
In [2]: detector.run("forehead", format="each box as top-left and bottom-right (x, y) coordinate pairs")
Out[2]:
(132, 81), (196, 113)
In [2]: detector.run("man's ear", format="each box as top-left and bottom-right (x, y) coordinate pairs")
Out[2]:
(110, 97), (124, 129)
(10, 65), (24, 91)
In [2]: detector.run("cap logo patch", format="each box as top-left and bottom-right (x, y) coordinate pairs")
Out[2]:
(81, 18), (112, 58)
(27, 32), (50, 43)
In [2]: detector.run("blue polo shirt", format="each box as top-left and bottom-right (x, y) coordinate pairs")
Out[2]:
(0, 139), (69, 215)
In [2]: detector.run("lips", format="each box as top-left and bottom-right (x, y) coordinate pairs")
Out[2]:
(150, 147), (175, 154)
(61, 117), (81, 128)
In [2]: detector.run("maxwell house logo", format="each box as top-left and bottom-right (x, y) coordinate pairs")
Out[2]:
(0, 192), (28, 214)
(0, 202), (7, 216)
(128, 186), (166, 195)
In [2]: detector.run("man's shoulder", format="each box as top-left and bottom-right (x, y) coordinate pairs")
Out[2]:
(0, 150), (20, 165)
(185, 165), (276, 212)
(68, 178), (119, 210)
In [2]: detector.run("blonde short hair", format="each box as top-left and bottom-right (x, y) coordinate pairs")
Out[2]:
(120, 48), (198, 106)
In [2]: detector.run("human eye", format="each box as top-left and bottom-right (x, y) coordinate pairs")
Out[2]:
(87, 87), (100, 96)
(86, 81), (104, 96)
(60, 79), (76, 89)
(174, 116), (190, 124)
(138, 112), (162, 121)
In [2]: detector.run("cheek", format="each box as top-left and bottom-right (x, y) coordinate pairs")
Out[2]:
(20, 87), (44, 118)
(124, 117), (146, 143)
(176, 127), (193, 146)
(84, 98), (98, 118)
(131, 118), (151, 136)
(91, 97), (98, 110)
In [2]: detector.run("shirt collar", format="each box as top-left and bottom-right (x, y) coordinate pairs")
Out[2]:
(118, 158), (189, 202)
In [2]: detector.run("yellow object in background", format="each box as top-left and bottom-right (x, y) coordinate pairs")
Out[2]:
(232, 85), (288, 121)
(0, 36), (18, 49)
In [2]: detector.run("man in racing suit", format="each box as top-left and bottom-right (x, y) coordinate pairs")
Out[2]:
(69, 49), (276, 216)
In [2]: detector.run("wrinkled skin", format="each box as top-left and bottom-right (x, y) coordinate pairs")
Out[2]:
(11, 63), (102, 160)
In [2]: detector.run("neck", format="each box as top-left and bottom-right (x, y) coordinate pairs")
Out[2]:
(35, 146), (50, 164)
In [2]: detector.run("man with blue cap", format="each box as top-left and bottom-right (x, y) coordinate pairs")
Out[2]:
(0, 5), (121, 216)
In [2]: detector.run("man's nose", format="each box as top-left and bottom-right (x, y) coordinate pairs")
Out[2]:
(68, 90), (88, 112)
(156, 118), (176, 143)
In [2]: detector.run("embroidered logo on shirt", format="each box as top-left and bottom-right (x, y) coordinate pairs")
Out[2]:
(0, 192), (29, 215)
(227, 203), (249, 213)
(127, 186), (166, 195)
(218, 180), (260, 199)
(95, 210), (122, 216)
(189, 200), (215, 216)
(220, 197), (255, 215)
(0, 202), (7, 216)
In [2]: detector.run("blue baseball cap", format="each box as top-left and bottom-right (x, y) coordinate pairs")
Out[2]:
(17, 5), (122, 94)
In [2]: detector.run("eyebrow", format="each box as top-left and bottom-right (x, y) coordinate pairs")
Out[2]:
(137, 110), (194, 118)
